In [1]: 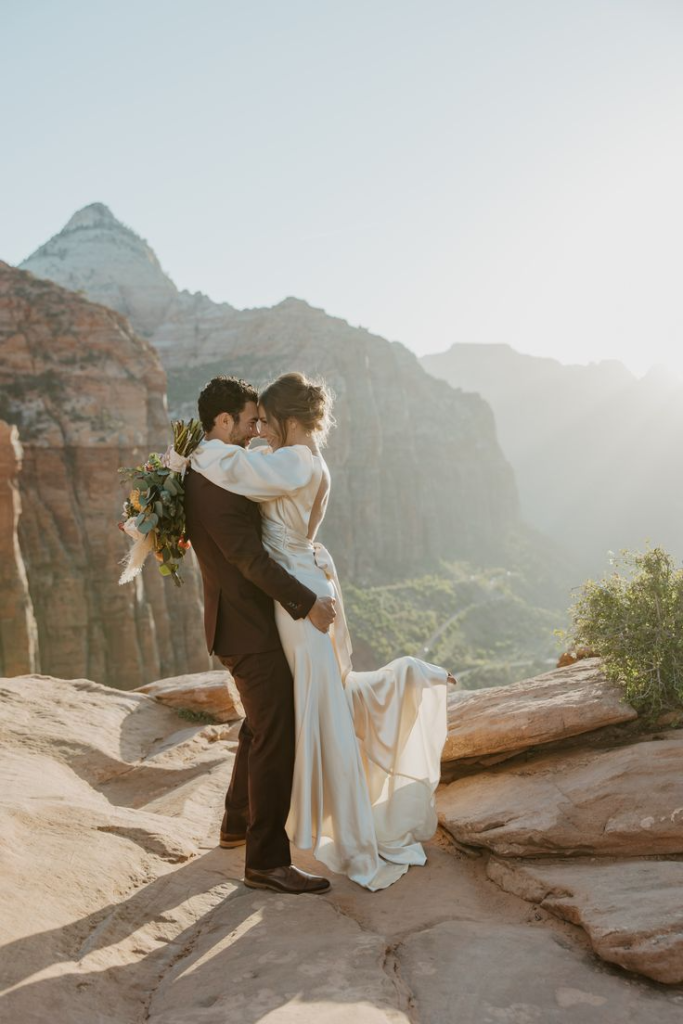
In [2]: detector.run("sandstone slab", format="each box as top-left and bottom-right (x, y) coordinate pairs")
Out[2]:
(442, 659), (636, 763)
(136, 670), (244, 722)
(146, 889), (407, 1024)
(0, 674), (404, 1024)
(487, 857), (683, 984)
(398, 920), (683, 1023)
(0, 674), (234, 1016)
(4, 673), (683, 1022)
(438, 733), (683, 856)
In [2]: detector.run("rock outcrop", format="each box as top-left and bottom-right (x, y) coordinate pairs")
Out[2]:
(21, 204), (528, 584)
(487, 857), (683, 985)
(136, 670), (244, 722)
(398, 920), (682, 1021)
(0, 263), (209, 686)
(154, 659), (639, 767)
(442, 658), (637, 763)
(438, 734), (683, 857)
(0, 420), (38, 674)
(3, 672), (682, 1023)
(436, 659), (683, 985)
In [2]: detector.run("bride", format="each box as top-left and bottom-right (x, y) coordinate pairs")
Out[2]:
(191, 372), (451, 891)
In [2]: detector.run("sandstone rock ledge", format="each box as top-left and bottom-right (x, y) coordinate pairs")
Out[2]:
(442, 658), (637, 763)
(438, 735), (683, 858)
(487, 858), (683, 985)
(2, 673), (682, 1024)
(135, 670), (244, 722)
(437, 660), (683, 989)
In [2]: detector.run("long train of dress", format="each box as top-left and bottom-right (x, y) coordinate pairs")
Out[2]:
(191, 440), (448, 890)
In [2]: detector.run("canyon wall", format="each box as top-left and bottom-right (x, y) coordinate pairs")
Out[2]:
(0, 420), (39, 674)
(0, 263), (210, 686)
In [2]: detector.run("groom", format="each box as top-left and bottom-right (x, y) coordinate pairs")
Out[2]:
(184, 375), (334, 894)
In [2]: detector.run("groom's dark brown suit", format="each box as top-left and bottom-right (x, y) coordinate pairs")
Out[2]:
(184, 466), (316, 871)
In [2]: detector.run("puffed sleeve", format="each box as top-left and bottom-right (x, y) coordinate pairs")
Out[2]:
(190, 440), (316, 502)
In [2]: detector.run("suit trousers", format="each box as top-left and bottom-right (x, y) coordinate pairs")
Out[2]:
(219, 648), (295, 871)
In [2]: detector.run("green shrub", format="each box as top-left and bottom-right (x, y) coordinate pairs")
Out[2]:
(567, 547), (683, 716)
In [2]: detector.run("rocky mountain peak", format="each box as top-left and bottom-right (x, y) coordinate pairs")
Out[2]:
(20, 203), (178, 336)
(275, 296), (313, 310)
(63, 202), (120, 231)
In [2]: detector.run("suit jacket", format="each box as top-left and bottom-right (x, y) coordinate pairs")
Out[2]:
(184, 467), (317, 656)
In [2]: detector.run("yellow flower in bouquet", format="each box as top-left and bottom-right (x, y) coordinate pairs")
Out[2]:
(129, 489), (142, 512)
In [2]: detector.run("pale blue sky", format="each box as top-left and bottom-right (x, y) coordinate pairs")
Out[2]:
(2, 0), (682, 372)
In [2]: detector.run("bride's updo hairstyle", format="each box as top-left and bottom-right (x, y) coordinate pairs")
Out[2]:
(259, 372), (335, 447)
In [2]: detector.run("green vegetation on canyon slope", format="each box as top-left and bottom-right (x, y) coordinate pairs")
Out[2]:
(344, 561), (561, 688)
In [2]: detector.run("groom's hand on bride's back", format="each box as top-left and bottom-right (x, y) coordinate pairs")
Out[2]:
(308, 596), (336, 633)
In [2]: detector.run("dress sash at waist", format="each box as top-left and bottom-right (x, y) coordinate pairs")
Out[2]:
(262, 519), (312, 554)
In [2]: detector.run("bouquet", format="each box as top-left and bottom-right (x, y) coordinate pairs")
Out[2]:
(118, 419), (204, 587)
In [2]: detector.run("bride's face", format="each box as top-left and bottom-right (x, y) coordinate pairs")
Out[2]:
(258, 404), (283, 450)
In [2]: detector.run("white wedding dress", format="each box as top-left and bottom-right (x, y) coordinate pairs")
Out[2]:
(191, 439), (448, 890)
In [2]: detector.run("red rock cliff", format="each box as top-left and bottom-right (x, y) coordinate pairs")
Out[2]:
(0, 263), (210, 687)
(0, 420), (39, 674)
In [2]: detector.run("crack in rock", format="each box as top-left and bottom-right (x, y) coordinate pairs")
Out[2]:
(382, 943), (421, 1024)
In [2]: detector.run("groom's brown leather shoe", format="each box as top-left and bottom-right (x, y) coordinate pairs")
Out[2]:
(244, 865), (331, 894)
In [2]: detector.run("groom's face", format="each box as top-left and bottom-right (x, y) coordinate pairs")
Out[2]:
(230, 401), (260, 447)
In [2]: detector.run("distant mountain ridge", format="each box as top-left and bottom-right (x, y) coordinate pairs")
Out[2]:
(422, 343), (683, 575)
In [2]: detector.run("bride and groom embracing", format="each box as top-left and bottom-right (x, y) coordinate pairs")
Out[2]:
(184, 372), (453, 895)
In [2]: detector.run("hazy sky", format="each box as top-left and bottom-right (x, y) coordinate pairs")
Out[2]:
(2, 0), (682, 373)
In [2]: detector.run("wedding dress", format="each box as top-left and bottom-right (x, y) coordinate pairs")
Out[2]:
(191, 440), (448, 890)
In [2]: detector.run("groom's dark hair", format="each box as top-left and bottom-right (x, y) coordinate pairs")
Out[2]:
(198, 376), (258, 432)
